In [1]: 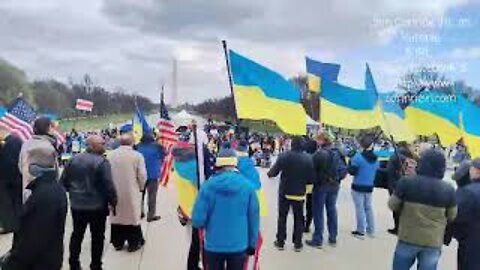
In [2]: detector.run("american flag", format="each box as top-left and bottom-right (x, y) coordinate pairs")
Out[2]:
(158, 90), (178, 187)
(0, 98), (35, 142)
(0, 98), (66, 144)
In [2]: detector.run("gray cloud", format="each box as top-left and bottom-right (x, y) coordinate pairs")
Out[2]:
(0, 0), (470, 105)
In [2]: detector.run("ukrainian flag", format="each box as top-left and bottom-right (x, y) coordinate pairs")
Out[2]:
(133, 105), (152, 144)
(364, 64), (415, 142)
(172, 144), (199, 218)
(306, 57), (341, 92)
(320, 79), (382, 129)
(459, 96), (480, 158)
(229, 50), (307, 135)
(237, 154), (268, 217)
(404, 91), (462, 146)
(379, 93), (416, 143)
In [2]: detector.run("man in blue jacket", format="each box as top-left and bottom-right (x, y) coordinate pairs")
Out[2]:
(192, 148), (260, 270)
(136, 133), (165, 222)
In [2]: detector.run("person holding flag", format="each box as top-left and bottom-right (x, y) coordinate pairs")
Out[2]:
(136, 132), (165, 222)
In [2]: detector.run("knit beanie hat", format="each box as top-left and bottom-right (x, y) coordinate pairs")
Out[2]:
(237, 139), (249, 152)
(216, 147), (238, 167)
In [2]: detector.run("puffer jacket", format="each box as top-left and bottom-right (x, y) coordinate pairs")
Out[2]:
(389, 149), (457, 248)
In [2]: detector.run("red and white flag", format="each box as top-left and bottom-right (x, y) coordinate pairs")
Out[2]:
(75, 99), (94, 112)
(158, 91), (178, 187)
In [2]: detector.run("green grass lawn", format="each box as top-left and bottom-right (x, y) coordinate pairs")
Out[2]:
(59, 113), (132, 132)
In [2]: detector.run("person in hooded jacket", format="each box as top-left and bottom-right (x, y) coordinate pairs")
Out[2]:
(0, 126), (23, 235)
(453, 158), (480, 270)
(386, 142), (417, 235)
(348, 134), (379, 239)
(267, 136), (314, 252)
(192, 148), (260, 270)
(1, 146), (67, 270)
(18, 117), (58, 190)
(389, 149), (457, 270)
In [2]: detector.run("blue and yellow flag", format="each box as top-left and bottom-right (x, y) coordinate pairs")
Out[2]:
(171, 143), (199, 218)
(378, 93), (416, 143)
(458, 96), (480, 158)
(404, 91), (462, 146)
(133, 105), (152, 143)
(320, 78), (381, 129)
(306, 57), (340, 92)
(229, 50), (307, 135)
(364, 64), (415, 142)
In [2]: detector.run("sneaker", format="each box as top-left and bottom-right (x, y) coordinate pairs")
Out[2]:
(294, 245), (303, 252)
(305, 240), (323, 249)
(387, 229), (398, 235)
(273, 241), (285, 251)
(367, 233), (376, 239)
(351, 231), (365, 239)
(328, 240), (337, 247)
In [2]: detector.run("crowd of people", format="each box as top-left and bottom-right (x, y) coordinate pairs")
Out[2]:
(1, 116), (480, 270)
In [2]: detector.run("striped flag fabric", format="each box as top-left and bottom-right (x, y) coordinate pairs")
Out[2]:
(158, 90), (178, 187)
(0, 98), (66, 144)
(75, 98), (94, 112)
(0, 98), (36, 142)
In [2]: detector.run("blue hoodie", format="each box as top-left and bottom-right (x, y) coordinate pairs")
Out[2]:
(192, 170), (260, 253)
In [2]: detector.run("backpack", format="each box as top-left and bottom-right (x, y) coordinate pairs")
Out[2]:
(326, 148), (348, 183)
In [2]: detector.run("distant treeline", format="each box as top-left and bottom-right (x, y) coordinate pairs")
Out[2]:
(191, 96), (236, 121)
(0, 58), (155, 118)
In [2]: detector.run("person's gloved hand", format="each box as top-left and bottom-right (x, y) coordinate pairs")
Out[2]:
(247, 247), (256, 256)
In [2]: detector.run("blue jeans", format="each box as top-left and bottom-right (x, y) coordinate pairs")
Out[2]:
(351, 190), (375, 235)
(312, 186), (339, 244)
(393, 241), (441, 270)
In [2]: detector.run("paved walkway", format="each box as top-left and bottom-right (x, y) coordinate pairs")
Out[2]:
(1, 168), (457, 269)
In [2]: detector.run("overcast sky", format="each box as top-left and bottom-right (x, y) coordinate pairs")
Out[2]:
(1, 0), (478, 104)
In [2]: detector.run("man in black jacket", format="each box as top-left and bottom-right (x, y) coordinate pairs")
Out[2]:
(0, 127), (23, 235)
(306, 132), (344, 249)
(453, 158), (480, 270)
(1, 147), (67, 270)
(268, 136), (314, 252)
(61, 135), (117, 270)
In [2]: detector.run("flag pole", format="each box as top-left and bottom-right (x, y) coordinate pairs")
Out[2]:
(221, 40), (240, 133)
(192, 121), (201, 189)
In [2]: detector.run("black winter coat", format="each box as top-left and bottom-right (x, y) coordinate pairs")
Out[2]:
(454, 181), (480, 270)
(267, 149), (314, 197)
(61, 152), (117, 213)
(2, 171), (67, 270)
(0, 135), (23, 231)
